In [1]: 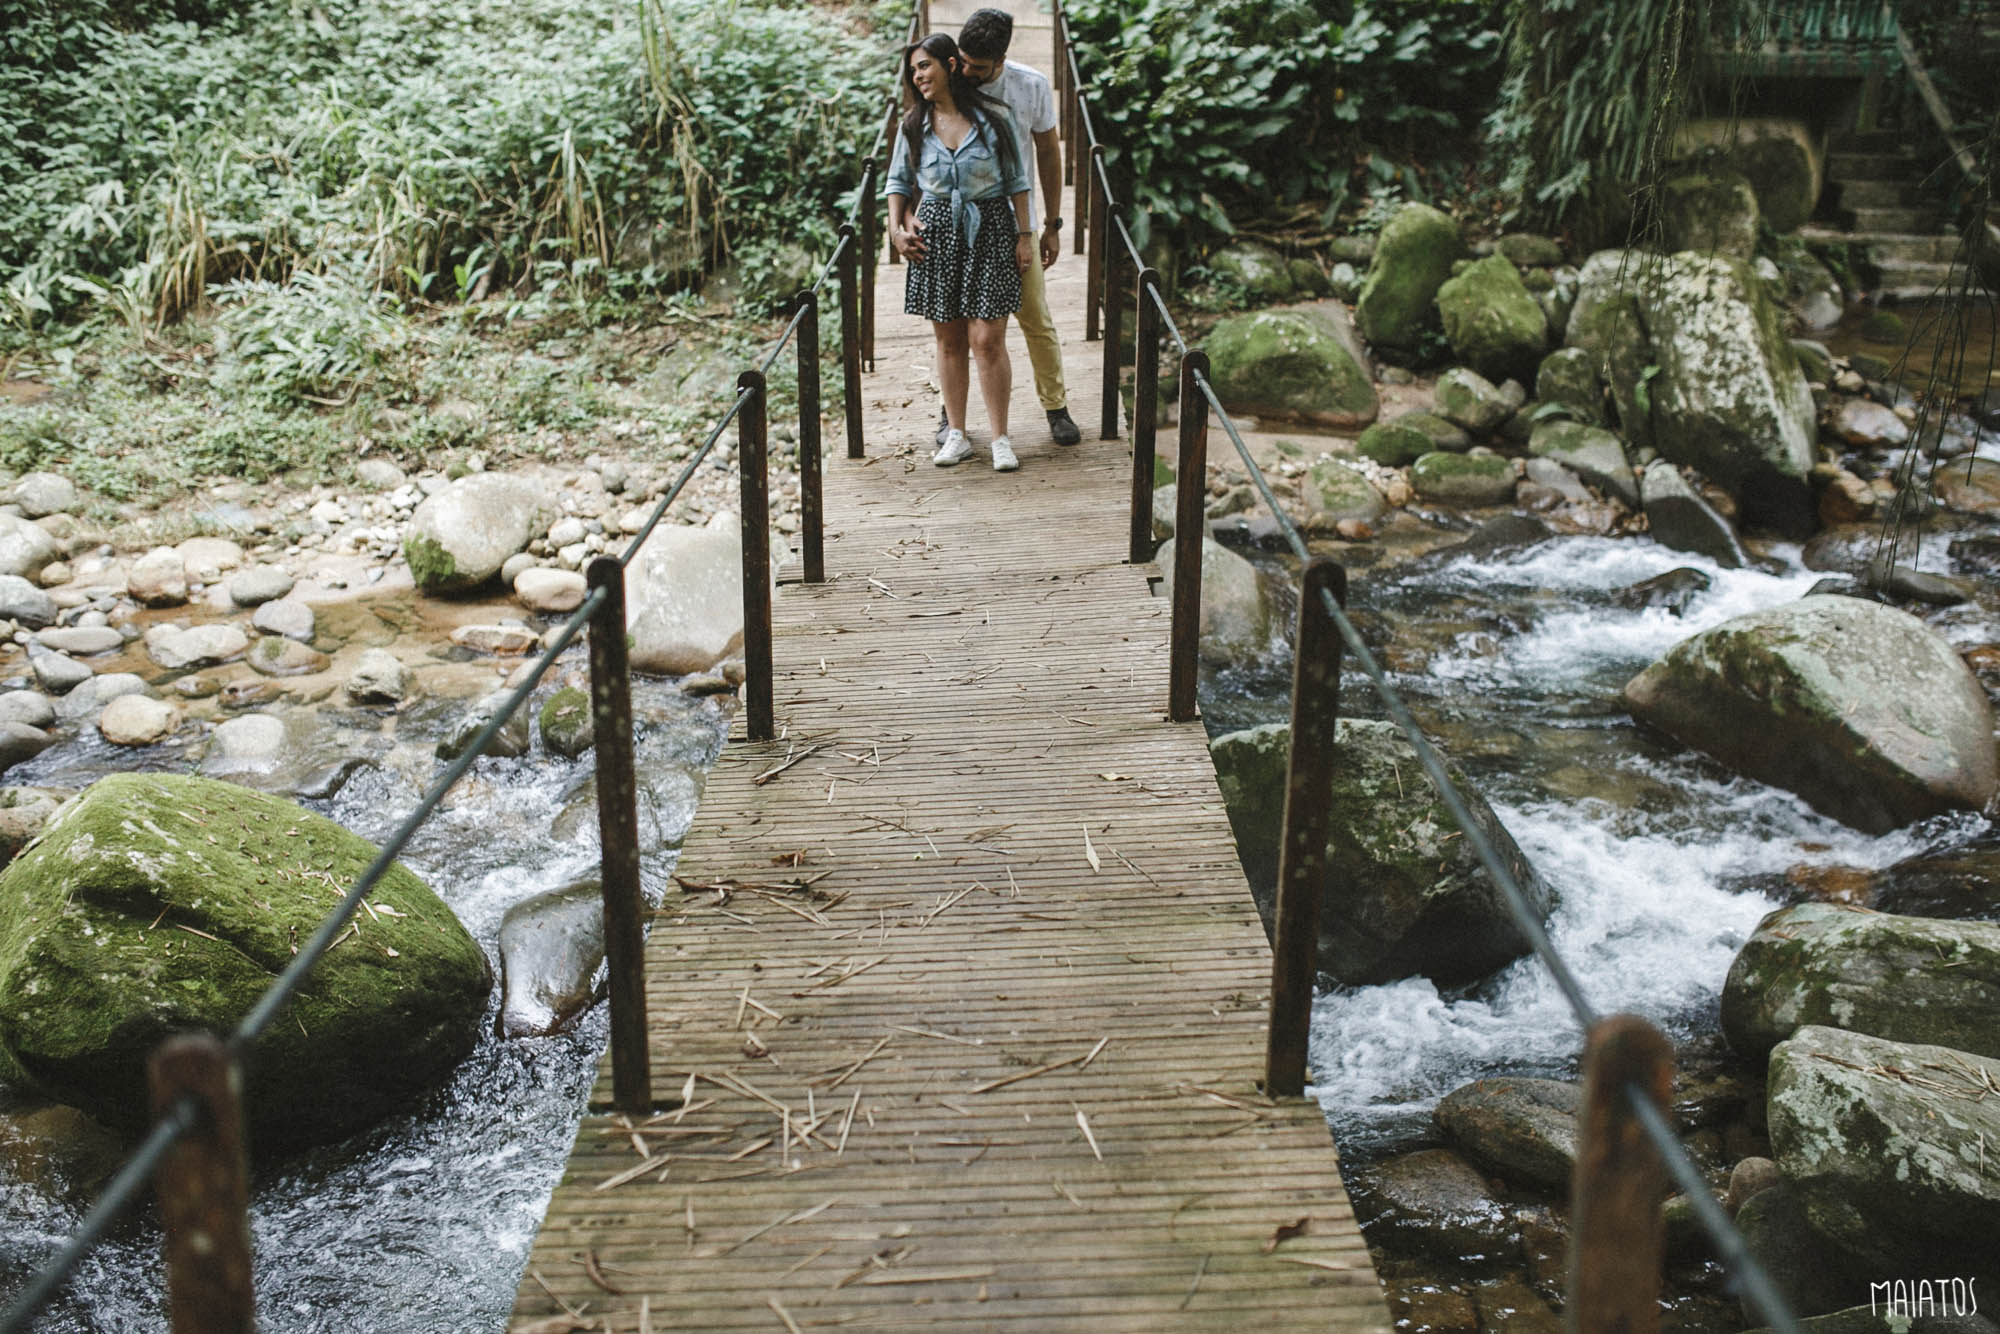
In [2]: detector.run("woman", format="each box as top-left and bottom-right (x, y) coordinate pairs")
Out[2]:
(885, 34), (1034, 471)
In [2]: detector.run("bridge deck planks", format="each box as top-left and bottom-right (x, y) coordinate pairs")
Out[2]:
(509, 4), (1387, 1329)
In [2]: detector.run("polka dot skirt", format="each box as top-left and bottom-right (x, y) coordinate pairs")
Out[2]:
(904, 195), (1021, 323)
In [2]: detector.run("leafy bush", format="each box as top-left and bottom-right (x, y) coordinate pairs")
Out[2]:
(1, 0), (896, 333)
(1061, 0), (1503, 249)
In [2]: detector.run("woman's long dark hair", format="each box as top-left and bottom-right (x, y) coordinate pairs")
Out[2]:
(898, 33), (1021, 187)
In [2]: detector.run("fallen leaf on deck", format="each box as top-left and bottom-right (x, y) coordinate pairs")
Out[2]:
(1081, 825), (1100, 873)
(1262, 1216), (1311, 1253)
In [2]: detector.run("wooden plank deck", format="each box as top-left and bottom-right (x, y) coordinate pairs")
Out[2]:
(509, 6), (1386, 1329)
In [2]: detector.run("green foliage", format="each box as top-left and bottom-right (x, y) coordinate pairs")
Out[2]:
(1061, 0), (1503, 250)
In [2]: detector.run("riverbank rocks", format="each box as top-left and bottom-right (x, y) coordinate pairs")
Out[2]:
(497, 878), (605, 1038)
(1768, 1025), (2000, 1288)
(144, 623), (248, 670)
(1723, 903), (2000, 1060)
(1157, 537), (1273, 666)
(97, 694), (177, 746)
(1357, 419), (1434, 467)
(0, 515), (59, 582)
(1435, 254), (1549, 385)
(1204, 304), (1378, 428)
(1357, 203), (1464, 359)
(346, 648), (411, 704)
(514, 567), (587, 614)
(228, 565), (295, 607)
(1411, 451), (1516, 507)
(11, 473), (77, 519)
(1300, 459), (1386, 530)
(1658, 170), (1760, 260)
(1433, 368), (1514, 434)
(0, 773), (491, 1150)
(1209, 719), (1554, 985)
(1622, 595), (1998, 833)
(1640, 460), (1749, 567)
(1358, 1149), (1518, 1261)
(1535, 347), (1605, 426)
(1530, 422), (1636, 508)
(1205, 240), (1302, 304)
(1434, 1077), (1581, 1192)
(539, 687), (592, 758)
(1935, 458), (2000, 516)
(404, 472), (557, 595)
(126, 547), (188, 606)
(626, 512), (754, 676)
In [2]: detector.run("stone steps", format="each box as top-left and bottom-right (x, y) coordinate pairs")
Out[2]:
(1796, 226), (1962, 264)
(1871, 256), (1976, 301)
(1808, 130), (1968, 302)
(1835, 178), (1917, 208)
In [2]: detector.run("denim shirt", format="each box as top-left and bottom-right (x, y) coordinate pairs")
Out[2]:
(884, 106), (1030, 256)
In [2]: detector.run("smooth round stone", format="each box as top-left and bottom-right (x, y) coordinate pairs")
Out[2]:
(206, 713), (285, 769)
(546, 517), (588, 549)
(345, 648), (410, 704)
(98, 694), (178, 746)
(513, 568), (588, 614)
(0, 576), (56, 629)
(126, 548), (188, 607)
(500, 552), (538, 587)
(0, 721), (53, 770)
(251, 597), (315, 643)
(56, 673), (145, 724)
(12, 473), (78, 519)
(228, 565), (296, 607)
(355, 458), (408, 490)
(144, 623), (248, 671)
(174, 675), (222, 699)
(33, 562), (69, 590)
(175, 537), (245, 583)
(221, 680), (285, 710)
(34, 626), (122, 656)
(28, 646), (91, 694)
(246, 636), (330, 677)
(449, 624), (540, 655)
(0, 691), (55, 730)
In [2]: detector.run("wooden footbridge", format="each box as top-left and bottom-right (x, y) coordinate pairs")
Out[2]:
(507, 5), (1384, 1330)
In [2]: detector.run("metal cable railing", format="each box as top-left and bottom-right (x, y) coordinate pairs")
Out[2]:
(0, 5), (927, 1329)
(1053, 4), (1802, 1329)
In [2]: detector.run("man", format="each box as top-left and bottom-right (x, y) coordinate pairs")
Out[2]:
(936, 7), (1080, 448)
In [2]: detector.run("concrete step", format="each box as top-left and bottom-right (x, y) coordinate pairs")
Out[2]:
(1797, 226), (1962, 263)
(1848, 204), (1937, 232)
(1873, 257), (1973, 302)
(1834, 178), (1915, 208)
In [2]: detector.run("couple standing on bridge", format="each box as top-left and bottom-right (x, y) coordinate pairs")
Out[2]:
(885, 8), (1079, 473)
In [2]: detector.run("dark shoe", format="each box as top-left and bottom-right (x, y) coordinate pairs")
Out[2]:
(935, 405), (950, 450)
(1047, 407), (1081, 446)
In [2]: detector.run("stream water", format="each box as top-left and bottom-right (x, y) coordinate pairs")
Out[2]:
(2, 518), (1997, 1329)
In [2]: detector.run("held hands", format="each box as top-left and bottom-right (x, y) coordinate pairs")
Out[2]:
(893, 215), (928, 263)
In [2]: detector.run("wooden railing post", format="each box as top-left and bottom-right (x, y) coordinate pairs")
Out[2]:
(1265, 558), (1347, 1097)
(737, 370), (774, 742)
(1085, 145), (1106, 341)
(795, 290), (824, 585)
(1168, 350), (1209, 722)
(859, 159), (879, 371)
(150, 1035), (253, 1334)
(1071, 99), (1087, 258)
(587, 556), (651, 1117)
(1099, 214), (1123, 440)
(1568, 1014), (1675, 1334)
(1129, 268), (1161, 564)
(838, 223), (863, 459)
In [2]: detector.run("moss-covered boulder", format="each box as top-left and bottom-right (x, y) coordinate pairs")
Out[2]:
(1659, 170), (1760, 261)
(1497, 234), (1564, 268)
(404, 472), (558, 596)
(1723, 903), (2000, 1061)
(1769, 1025), (2000, 1290)
(1395, 411), (1472, 453)
(0, 774), (491, 1151)
(1301, 459), (1386, 531)
(1209, 718), (1554, 986)
(1357, 420), (1435, 467)
(1434, 255), (1549, 385)
(1356, 203), (1465, 358)
(1203, 240), (1298, 304)
(1528, 420), (1635, 507)
(1433, 367), (1514, 435)
(539, 687), (593, 759)
(1205, 305), (1378, 428)
(1622, 595), (1999, 833)
(1534, 347), (1604, 426)
(1676, 117), (1824, 234)
(1411, 451), (1516, 507)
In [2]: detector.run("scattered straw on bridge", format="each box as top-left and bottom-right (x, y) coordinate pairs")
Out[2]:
(509, 6), (1386, 1330)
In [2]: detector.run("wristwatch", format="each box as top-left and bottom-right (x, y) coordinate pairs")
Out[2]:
(1043, 217), (1063, 230)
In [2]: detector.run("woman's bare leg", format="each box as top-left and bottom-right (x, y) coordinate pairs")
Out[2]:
(968, 316), (1011, 439)
(935, 320), (971, 430)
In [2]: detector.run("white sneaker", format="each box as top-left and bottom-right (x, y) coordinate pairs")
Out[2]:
(990, 435), (1019, 472)
(933, 427), (973, 466)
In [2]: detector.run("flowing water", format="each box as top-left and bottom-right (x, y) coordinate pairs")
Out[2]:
(0, 666), (729, 1333)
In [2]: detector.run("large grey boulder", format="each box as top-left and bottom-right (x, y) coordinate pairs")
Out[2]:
(1358, 1148), (1518, 1261)
(1622, 595), (1998, 833)
(1205, 303), (1378, 429)
(1156, 537), (1273, 666)
(1723, 903), (2000, 1060)
(1356, 203), (1465, 358)
(1209, 719), (1554, 986)
(0, 773), (491, 1152)
(627, 511), (754, 676)
(1433, 1077), (1580, 1192)
(1528, 421), (1636, 507)
(1433, 367), (1514, 434)
(1434, 254), (1549, 385)
(403, 472), (558, 595)
(1769, 1025), (2000, 1288)
(1640, 459), (1748, 567)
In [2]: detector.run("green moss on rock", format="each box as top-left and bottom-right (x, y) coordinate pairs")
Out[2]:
(539, 687), (593, 759)
(1434, 254), (1550, 384)
(1356, 203), (1464, 357)
(1357, 420), (1434, 467)
(1410, 451), (1516, 506)
(403, 534), (461, 595)
(0, 773), (491, 1151)
(1206, 309), (1378, 428)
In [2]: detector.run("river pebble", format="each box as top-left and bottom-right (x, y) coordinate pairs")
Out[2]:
(11, 472), (77, 518)
(98, 694), (178, 746)
(251, 597), (315, 642)
(0, 691), (55, 730)
(247, 636), (330, 677)
(205, 713), (286, 771)
(451, 624), (540, 655)
(177, 537), (244, 582)
(514, 568), (587, 613)
(127, 548), (188, 606)
(0, 722), (53, 771)
(346, 648), (411, 704)
(229, 565), (296, 606)
(34, 626), (122, 656)
(0, 576), (57, 628)
(28, 646), (91, 694)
